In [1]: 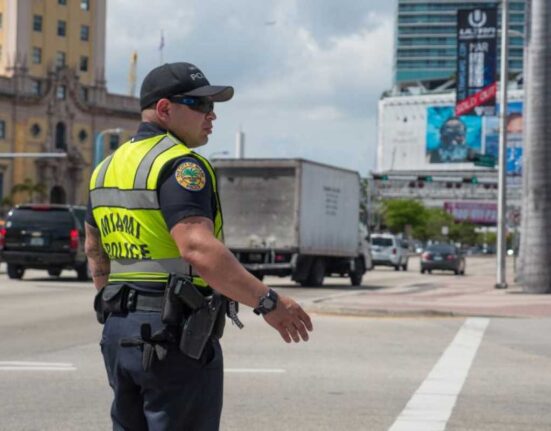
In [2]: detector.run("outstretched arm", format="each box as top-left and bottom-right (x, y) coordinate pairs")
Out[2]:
(170, 216), (313, 343)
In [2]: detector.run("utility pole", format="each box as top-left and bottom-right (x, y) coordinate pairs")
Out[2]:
(495, 0), (509, 289)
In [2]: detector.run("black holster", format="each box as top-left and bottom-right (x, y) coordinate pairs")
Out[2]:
(161, 274), (228, 360)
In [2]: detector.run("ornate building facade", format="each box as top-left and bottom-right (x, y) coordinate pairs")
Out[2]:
(0, 0), (139, 208)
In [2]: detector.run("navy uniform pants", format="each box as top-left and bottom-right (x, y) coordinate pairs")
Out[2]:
(100, 311), (223, 431)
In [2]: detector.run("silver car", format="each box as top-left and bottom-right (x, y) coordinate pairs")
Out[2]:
(370, 234), (409, 271)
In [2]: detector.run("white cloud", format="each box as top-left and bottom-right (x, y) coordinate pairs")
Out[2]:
(105, 1), (393, 175)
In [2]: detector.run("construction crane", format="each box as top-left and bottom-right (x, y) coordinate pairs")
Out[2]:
(128, 51), (138, 97)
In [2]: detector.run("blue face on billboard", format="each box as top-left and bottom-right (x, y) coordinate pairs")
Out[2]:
(426, 106), (482, 163)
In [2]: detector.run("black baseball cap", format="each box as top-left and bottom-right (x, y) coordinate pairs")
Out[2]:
(140, 62), (234, 110)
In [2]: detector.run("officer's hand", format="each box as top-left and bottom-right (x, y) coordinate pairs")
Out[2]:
(263, 295), (313, 343)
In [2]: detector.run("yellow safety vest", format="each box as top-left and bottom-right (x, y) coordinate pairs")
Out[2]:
(89, 131), (223, 288)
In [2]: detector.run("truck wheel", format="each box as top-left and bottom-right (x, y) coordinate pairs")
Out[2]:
(76, 260), (90, 281)
(48, 268), (62, 277)
(350, 258), (365, 286)
(394, 265), (400, 271)
(305, 258), (325, 287)
(7, 264), (25, 280)
(402, 261), (408, 271)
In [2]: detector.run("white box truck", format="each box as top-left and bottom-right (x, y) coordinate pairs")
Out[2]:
(212, 158), (371, 286)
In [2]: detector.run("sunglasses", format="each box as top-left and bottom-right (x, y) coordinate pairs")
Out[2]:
(169, 96), (214, 114)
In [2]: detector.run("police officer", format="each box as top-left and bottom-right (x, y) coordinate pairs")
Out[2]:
(84, 62), (313, 431)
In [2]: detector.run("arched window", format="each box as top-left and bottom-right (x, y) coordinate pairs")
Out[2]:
(55, 122), (66, 150)
(50, 185), (66, 204)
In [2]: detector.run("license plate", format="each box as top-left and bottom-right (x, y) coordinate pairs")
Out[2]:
(249, 253), (262, 262)
(30, 237), (44, 246)
(434, 255), (443, 261)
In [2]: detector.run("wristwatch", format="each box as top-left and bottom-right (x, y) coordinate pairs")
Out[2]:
(253, 289), (279, 315)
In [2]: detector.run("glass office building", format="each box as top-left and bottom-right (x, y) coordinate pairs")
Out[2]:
(395, 0), (526, 89)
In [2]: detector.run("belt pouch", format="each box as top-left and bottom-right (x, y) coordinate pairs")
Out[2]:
(101, 284), (129, 314)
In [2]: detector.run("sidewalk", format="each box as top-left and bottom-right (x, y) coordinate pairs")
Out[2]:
(305, 272), (551, 319)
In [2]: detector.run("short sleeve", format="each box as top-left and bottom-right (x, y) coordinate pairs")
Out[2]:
(158, 156), (214, 230)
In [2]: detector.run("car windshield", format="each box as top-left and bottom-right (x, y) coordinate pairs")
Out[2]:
(7, 208), (73, 229)
(427, 244), (456, 253)
(372, 237), (393, 247)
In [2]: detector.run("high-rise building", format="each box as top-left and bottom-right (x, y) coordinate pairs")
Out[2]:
(395, 0), (526, 90)
(0, 0), (105, 85)
(0, 0), (139, 209)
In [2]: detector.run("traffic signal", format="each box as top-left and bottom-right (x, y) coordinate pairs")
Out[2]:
(373, 174), (389, 181)
(417, 175), (433, 183)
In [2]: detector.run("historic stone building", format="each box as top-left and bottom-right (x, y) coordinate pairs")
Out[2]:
(0, 0), (139, 208)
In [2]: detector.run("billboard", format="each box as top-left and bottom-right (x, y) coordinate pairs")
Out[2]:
(426, 107), (482, 163)
(426, 102), (523, 174)
(484, 101), (523, 176)
(456, 8), (498, 116)
(444, 201), (497, 225)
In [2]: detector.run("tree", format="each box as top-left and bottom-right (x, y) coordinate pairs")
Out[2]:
(412, 207), (455, 243)
(449, 221), (478, 246)
(11, 178), (46, 203)
(519, 0), (551, 293)
(381, 199), (426, 234)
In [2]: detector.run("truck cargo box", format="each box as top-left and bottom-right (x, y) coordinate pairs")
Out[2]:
(213, 159), (360, 257)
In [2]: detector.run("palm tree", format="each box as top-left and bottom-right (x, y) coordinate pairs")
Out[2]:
(519, 0), (551, 293)
(11, 178), (46, 203)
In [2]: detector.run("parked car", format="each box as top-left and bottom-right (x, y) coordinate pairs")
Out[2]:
(0, 204), (89, 280)
(420, 243), (466, 275)
(370, 233), (409, 271)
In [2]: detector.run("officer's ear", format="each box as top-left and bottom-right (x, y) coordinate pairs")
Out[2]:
(155, 99), (172, 123)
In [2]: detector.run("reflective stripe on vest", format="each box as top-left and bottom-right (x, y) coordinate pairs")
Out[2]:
(89, 133), (223, 286)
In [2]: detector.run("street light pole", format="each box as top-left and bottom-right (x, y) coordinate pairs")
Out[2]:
(496, 0), (509, 289)
(94, 128), (123, 167)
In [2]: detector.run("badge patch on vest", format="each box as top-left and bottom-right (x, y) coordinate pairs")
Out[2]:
(175, 161), (207, 191)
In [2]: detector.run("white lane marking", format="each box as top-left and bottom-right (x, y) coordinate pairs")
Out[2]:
(225, 368), (286, 373)
(388, 317), (490, 431)
(0, 361), (76, 371)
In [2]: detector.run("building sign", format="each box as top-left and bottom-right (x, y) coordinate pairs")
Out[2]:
(456, 8), (498, 116)
(426, 101), (523, 173)
(426, 106), (482, 163)
(444, 201), (497, 225)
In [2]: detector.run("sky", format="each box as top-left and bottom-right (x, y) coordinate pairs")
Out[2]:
(106, 0), (396, 176)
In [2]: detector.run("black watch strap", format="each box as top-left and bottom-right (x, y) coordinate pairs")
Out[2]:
(253, 289), (279, 315)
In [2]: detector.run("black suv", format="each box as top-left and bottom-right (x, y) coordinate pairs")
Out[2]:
(0, 204), (89, 280)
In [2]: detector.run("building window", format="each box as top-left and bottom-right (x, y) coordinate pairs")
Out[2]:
(78, 129), (88, 142)
(80, 25), (89, 41)
(31, 80), (42, 96)
(30, 123), (41, 137)
(33, 15), (42, 32)
(57, 20), (66, 37)
(0, 13), (3, 29)
(0, 120), (5, 139)
(56, 51), (66, 68)
(0, 171), (3, 202)
(32, 47), (42, 64)
(56, 85), (66, 100)
(0, 45), (2, 62)
(58, 0), (67, 4)
(81, 0), (90, 11)
(109, 134), (120, 151)
(55, 122), (67, 150)
(79, 56), (88, 72)
(80, 87), (89, 102)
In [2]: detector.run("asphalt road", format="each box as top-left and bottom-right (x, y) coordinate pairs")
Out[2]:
(0, 261), (549, 430)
